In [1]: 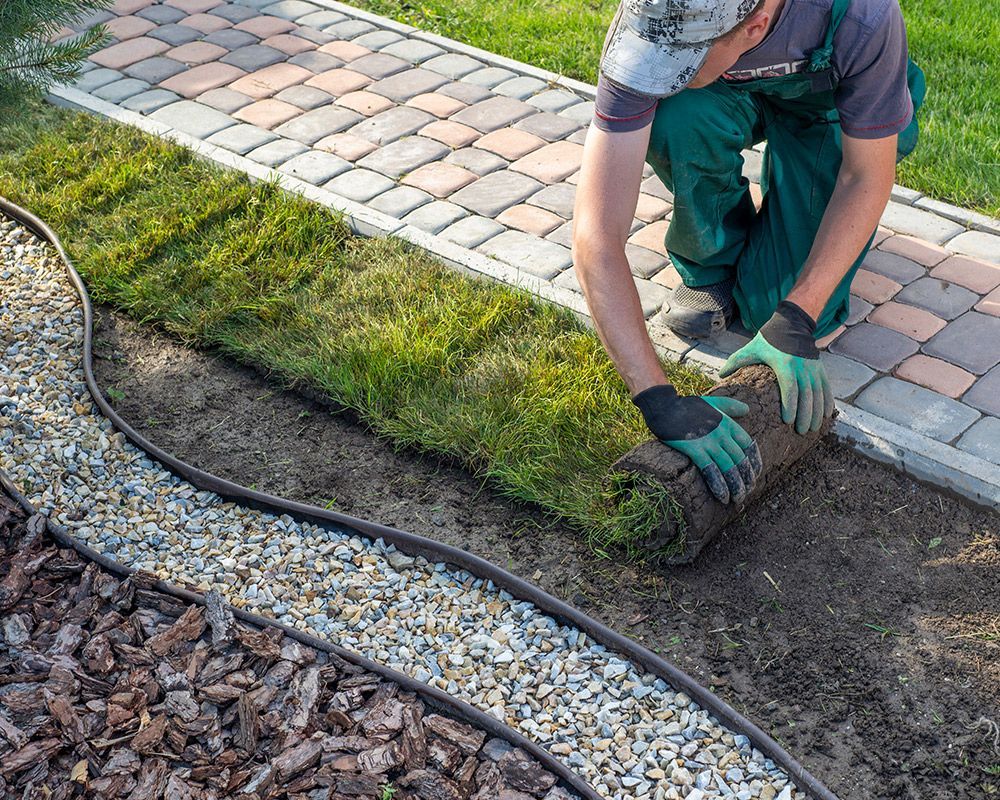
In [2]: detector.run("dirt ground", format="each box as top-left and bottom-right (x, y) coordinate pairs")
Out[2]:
(91, 306), (1000, 800)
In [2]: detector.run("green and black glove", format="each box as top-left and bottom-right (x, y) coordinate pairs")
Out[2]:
(720, 300), (834, 435)
(632, 384), (763, 506)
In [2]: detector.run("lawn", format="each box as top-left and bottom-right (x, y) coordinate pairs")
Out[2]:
(354, 0), (999, 217)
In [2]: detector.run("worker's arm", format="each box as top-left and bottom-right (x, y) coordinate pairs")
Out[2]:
(721, 133), (898, 434)
(573, 122), (762, 506)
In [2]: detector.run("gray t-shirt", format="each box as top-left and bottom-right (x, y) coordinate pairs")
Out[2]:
(594, 0), (913, 139)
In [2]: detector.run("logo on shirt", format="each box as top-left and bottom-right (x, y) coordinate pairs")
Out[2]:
(723, 59), (808, 80)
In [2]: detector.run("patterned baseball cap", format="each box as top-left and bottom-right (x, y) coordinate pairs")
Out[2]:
(599, 0), (761, 98)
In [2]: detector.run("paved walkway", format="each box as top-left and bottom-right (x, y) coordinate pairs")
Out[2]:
(52, 0), (1000, 504)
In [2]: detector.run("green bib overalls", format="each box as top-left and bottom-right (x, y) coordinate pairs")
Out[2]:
(644, 0), (926, 338)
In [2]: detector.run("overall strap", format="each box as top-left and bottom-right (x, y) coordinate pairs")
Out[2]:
(808, 0), (851, 71)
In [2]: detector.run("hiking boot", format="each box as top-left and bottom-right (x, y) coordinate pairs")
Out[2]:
(663, 279), (735, 339)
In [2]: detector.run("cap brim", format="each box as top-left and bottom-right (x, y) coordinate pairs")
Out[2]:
(600, 27), (710, 99)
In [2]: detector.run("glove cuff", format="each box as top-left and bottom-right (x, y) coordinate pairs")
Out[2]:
(631, 383), (679, 414)
(761, 300), (820, 359)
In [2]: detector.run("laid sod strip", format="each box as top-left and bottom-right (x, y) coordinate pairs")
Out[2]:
(0, 99), (710, 556)
(354, 0), (999, 217)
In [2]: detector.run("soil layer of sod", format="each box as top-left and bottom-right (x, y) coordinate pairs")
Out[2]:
(92, 305), (1000, 800)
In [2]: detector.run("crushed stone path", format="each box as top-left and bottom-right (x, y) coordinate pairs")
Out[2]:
(0, 217), (805, 799)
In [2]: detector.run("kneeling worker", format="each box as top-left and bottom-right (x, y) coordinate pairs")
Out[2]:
(572, 0), (924, 504)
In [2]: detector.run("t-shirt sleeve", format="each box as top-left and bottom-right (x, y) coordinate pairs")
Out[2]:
(834, 0), (913, 139)
(593, 71), (659, 133)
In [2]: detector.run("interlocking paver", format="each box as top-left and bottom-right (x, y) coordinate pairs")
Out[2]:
(165, 0), (223, 12)
(289, 51), (344, 73)
(92, 77), (150, 103)
(560, 99), (596, 124)
(335, 90), (394, 116)
(878, 234), (949, 266)
(819, 352), (876, 400)
(846, 295), (874, 325)
(546, 220), (573, 249)
(815, 324), (846, 350)
(274, 84), (332, 109)
(641, 174), (673, 202)
(233, 98), (302, 128)
(137, 5), (186, 24)
(496, 204), (563, 237)
(121, 87), (182, 113)
(148, 23), (202, 46)
(348, 106), (436, 145)
(380, 39), (446, 64)
(91, 36), (171, 69)
(149, 99), (236, 138)
(179, 13), (233, 33)
(650, 261), (682, 288)
(296, 9), (346, 26)
(829, 323), (919, 371)
(74, 67), (124, 92)
(438, 215), (505, 249)
(244, 137), (309, 167)
(436, 81), (491, 104)
(850, 269), (901, 304)
(314, 132), (378, 161)
(326, 19), (379, 39)
(357, 136), (450, 179)
(880, 202), (966, 245)
(351, 30), (406, 51)
(510, 141), (583, 184)
(976, 286), (1000, 317)
(367, 69), (450, 103)
(323, 168), (396, 202)
(167, 41), (228, 66)
(627, 220), (670, 256)
(278, 150), (352, 184)
(304, 68), (372, 96)
(964, 366), (1000, 417)
(197, 86), (253, 113)
(922, 311), (1000, 375)
(161, 63), (247, 99)
(204, 29), (258, 49)
(417, 119), (480, 148)
(113, 0), (156, 14)
(401, 162), (477, 198)
(261, 33), (317, 55)
(449, 171), (543, 218)
(895, 277), (978, 320)
(513, 111), (580, 142)
(106, 15), (157, 40)
(230, 63), (313, 98)
(552, 266), (582, 293)
(209, 3), (259, 23)
(626, 244), (670, 279)
(867, 301), (946, 341)
(275, 105), (363, 144)
(474, 128), (545, 160)
(221, 44), (287, 71)
(526, 89), (583, 113)
(422, 53), (486, 79)
(895, 354), (976, 399)
(635, 278), (671, 318)
(930, 255), (1000, 294)
(493, 75), (548, 100)
(567, 128), (588, 146)
(634, 192), (672, 223)
(861, 250), (925, 284)
(444, 147), (507, 176)
(477, 230), (571, 279)
(316, 41), (371, 62)
(235, 16), (296, 37)
(347, 53), (411, 80)
(947, 231), (1000, 264)
(462, 67), (519, 89)
(204, 122), (277, 154)
(260, 0), (322, 20)
(400, 200), (469, 234)
(956, 417), (1000, 466)
(122, 55), (185, 83)
(527, 183), (576, 219)
(292, 26), (337, 46)
(855, 376), (979, 442)
(451, 96), (537, 133)
(69, 8), (115, 30)
(368, 186), (433, 218)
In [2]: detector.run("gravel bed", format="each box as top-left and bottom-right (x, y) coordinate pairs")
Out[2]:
(0, 214), (803, 800)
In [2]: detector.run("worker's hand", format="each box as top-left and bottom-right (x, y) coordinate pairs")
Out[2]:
(632, 384), (764, 505)
(720, 300), (834, 435)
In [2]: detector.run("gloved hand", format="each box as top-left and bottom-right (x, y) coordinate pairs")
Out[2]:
(720, 300), (834, 435)
(632, 384), (764, 505)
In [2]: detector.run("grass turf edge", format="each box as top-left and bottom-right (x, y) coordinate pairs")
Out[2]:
(0, 98), (710, 559)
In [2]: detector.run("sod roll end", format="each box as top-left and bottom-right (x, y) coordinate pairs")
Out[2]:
(611, 365), (834, 563)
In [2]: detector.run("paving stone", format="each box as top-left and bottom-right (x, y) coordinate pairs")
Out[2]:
(261, 33), (316, 55)
(335, 90), (394, 116)
(438, 215), (505, 248)
(368, 186), (433, 218)
(493, 75), (548, 100)
(496, 204), (563, 237)
(444, 147), (507, 176)
(316, 41), (371, 62)
(197, 86), (254, 112)
(418, 119), (480, 148)
(930, 255), (1000, 293)
(819, 352), (876, 399)
(878, 234), (950, 266)
(137, 4), (186, 23)
(956, 417), (1000, 466)
(379, 39), (446, 64)
(120, 87), (182, 113)
(449, 171), (543, 217)
(451, 95), (537, 133)
(274, 84), (332, 109)
(91, 36), (170, 69)
(894, 354), (976, 399)
(292, 26), (337, 46)
(829, 322), (919, 371)
(422, 52), (486, 79)
(278, 149), (352, 183)
(855, 376), (979, 442)
(879, 201), (965, 245)
(324, 19), (378, 39)
(367, 68), (450, 103)
(351, 30), (405, 51)
(347, 52), (411, 81)
(149, 99), (237, 137)
(436, 81), (492, 104)
(895, 276), (978, 320)
(862, 250), (925, 284)
(234, 98), (302, 128)
(148, 23), (202, 46)
(526, 89), (583, 113)
(245, 137), (308, 166)
(560, 99), (596, 124)
(566, 128), (588, 145)
(323, 167), (396, 201)
(289, 51), (344, 73)
(634, 192), (672, 223)
(230, 62), (313, 98)
(867, 301), (946, 342)
(73, 67), (124, 92)
(964, 365), (1000, 417)
(947, 230), (1000, 264)
(112, 0), (156, 14)
(474, 128), (545, 160)
(846, 295), (874, 326)
(527, 183), (577, 219)
(204, 28), (259, 49)
(235, 16), (297, 37)
(357, 136), (450, 179)
(92, 77), (150, 102)
(850, 268), (902, 304)
(400, 200), (469, 234)
(401, 162), (477, 198)
(303, 68), (372, 96)
(815, 324), (847, 350)
(626, 243), (670, 279)
(625, 220), (670, 256)
(462, 67), (518, 89)
(106, 15), (157, 40)
(513, 111), (581, 141)
(179, 12), (233, 33)
(221, 44), (287, 71)
(510, 141), (584, 184)
(641, 174), (673, 201)
(314, 131), (378, 160)
(478, 230), (571, 279)
(634, 278), (671, 318)
(922, 311), (1000, 375)
(69, 8), (115, 30)
(296, 10), (347, 28)
(162, 63), (247, 98)
(650, 263), (682, 289)
(204, 122), (278, 153)
(546, 219), (574, 248)
(209, 3), (259, 23)
(165, 0), (224, 12)
(348, 105), (435, 145)
(552, 266), (582, 293)
(274, 105), (362, 144)
(168, 41), (229, 66)
(260, 0), (322, 20)
(976, 285), (1000, 317)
